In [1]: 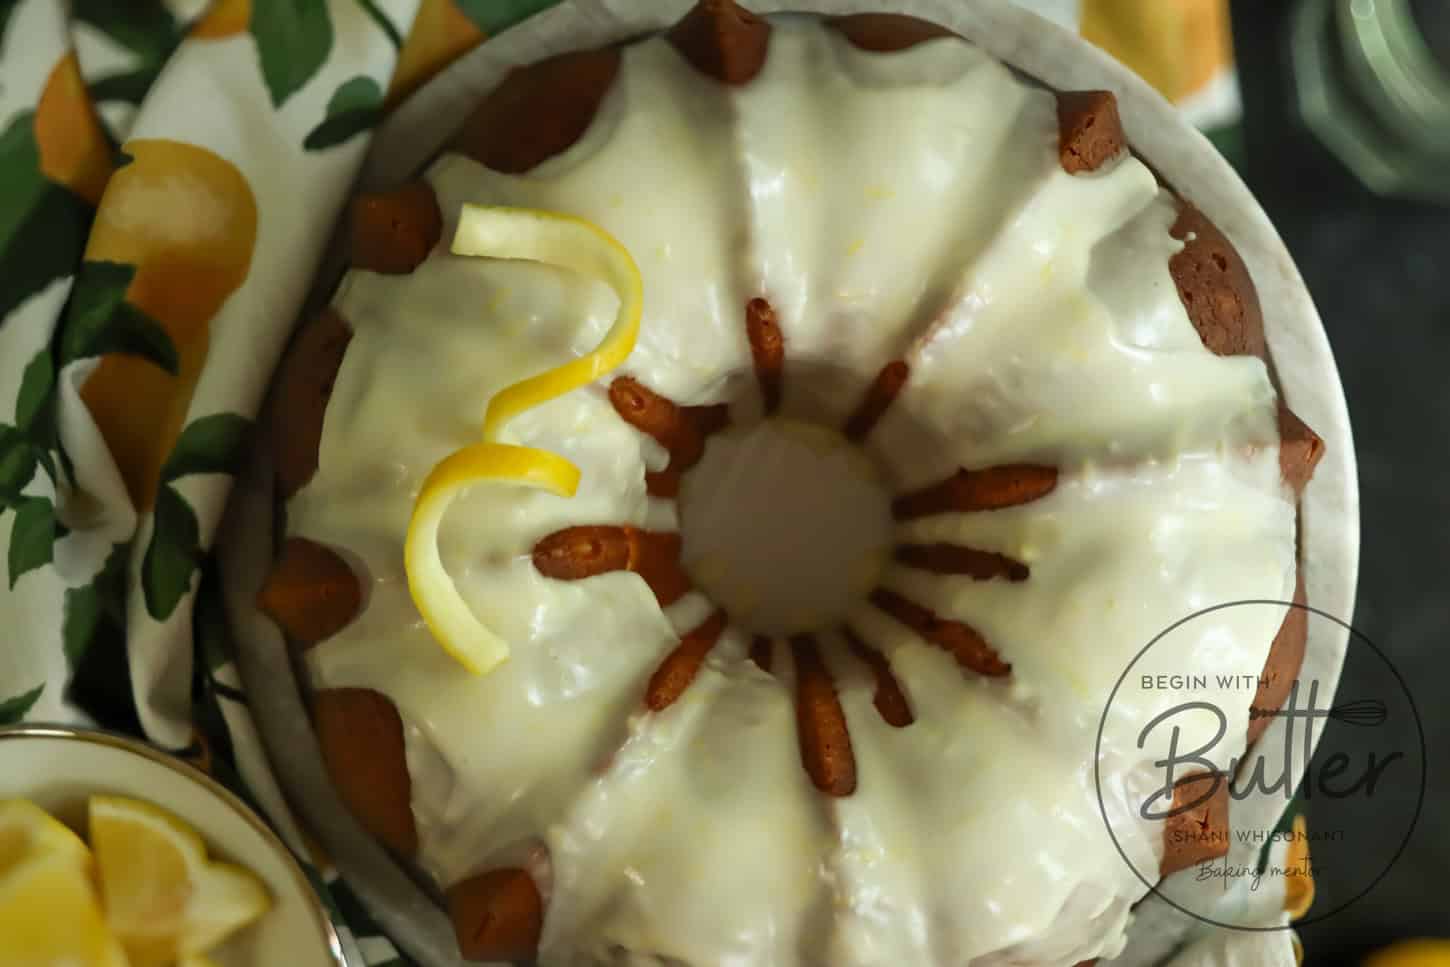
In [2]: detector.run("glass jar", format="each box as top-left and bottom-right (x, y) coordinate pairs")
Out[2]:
(1293, 0), (1450, 203)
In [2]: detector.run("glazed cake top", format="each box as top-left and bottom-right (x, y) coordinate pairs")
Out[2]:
(284, 11), (1303, 966)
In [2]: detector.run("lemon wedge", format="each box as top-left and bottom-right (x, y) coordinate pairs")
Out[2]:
(404, 205), (643, 675)
(89, 795), (270, 966)
(0, 849), (130, 967)
(0, 798), (126, 967)
(0, 798), (91, 873)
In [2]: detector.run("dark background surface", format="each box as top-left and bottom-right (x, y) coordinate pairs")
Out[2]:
(1230, 0), (1450, 958)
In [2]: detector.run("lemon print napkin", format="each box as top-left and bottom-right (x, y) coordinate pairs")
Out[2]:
(0, 1), (550, 962)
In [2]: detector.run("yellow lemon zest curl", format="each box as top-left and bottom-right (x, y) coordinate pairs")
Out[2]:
(404, 205), (642, 675)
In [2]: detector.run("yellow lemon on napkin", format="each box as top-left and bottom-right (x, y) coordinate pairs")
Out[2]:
(79, 139), (258, 511)
(387, 0), (485, 107)
(190, 0), (250, 39)
(34, 52), (113, 204)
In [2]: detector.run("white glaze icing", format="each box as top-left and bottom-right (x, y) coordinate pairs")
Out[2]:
(292, 17), (1298, 966)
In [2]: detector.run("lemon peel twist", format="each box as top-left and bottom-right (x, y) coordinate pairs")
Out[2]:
(405, 205), (643, 675)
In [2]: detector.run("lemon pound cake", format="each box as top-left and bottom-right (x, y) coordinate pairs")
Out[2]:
(259, 2), (1325, 963)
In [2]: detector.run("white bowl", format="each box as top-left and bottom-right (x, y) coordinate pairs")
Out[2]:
(0, 725), (345, 967)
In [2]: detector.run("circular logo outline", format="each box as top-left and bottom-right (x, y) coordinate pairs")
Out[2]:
(1093, 598), (1427, 931)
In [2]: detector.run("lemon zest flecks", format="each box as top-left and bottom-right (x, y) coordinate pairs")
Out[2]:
(404, 205), (642, 675)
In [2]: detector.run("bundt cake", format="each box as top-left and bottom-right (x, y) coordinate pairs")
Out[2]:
(259, 2), (1325, 963)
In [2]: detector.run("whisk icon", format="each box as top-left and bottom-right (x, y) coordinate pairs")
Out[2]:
(1248, 697), (1387, 727)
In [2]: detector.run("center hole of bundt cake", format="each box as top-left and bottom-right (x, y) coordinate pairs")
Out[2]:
(677, 418), (892, 635)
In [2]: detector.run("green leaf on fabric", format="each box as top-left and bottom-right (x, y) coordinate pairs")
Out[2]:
(142, 484), (203, 620)
(88, 66), (166, 106)
(62, 541), (128, 669)
(0, 684), (44, 725)
(303, 75), (383, 151)
(0, 110), (40, 256)
(15, 349), (54, 433)
(160, 413), (252, 483)
(32, 447), (57, 488)
(0, 0), (18, 48)
(353, 0), (401, 48)
(14, 350), (59, 488)
(62, 577), (103, 669)
(194, 560), (235, 674)
(64, 554), (141, 733)
(8, 495), (56, 587)
(0, 427), (37, 503)
(250, 0), (334, 108)
(453, 0), (558, 34)
(52, 449), (71, 495)
(72, 0), (180, 64)
(59, 260), (178, 373)
(0, 112), (95, 324)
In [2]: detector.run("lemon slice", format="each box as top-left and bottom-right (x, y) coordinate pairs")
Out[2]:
(0, 849), (129, 967)
(89, 795), (270, 966)
(404, 205), (643, 675)
(0, 798), (91, 873)
(0, 799), (123, 967)
(184, 861), (275, 954)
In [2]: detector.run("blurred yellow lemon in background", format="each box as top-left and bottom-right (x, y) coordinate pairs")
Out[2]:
(34, 51), (113, 205)
(1080, 0), (1232, 103)
(79, 139), (257, 511)
(190, 0), (250, 40)
(387, 0), (485, 107)
(1366, 941), (1450, 967)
